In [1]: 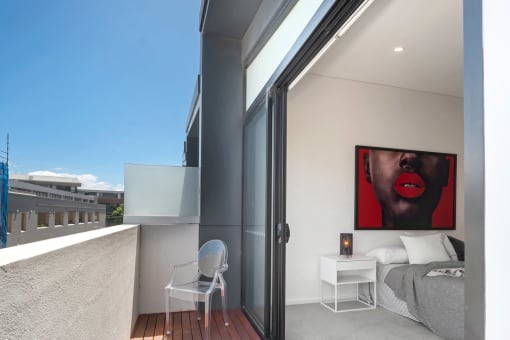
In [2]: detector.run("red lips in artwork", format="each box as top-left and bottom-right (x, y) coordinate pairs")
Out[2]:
(393, 172), (426, 199)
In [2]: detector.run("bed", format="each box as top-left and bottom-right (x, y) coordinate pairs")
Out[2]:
(384, 261), (464, 340)
(374, 262), (417, 320)
(361, 234), (465, 340)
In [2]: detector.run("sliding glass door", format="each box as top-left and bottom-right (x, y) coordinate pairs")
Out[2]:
(242, 101), (270, 333)
(242, 87), (287, 340)
(241, 1), (368, 338)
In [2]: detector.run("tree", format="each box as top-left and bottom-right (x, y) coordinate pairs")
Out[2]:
(112, 203), (124, 217)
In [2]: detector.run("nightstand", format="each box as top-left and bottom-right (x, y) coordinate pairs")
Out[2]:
(320, 255), (376, 312)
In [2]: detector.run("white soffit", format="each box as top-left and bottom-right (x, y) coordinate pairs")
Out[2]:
(310, 0), (463, 97)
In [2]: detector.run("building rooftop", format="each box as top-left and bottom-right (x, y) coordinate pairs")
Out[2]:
(10, 174), (81, 187)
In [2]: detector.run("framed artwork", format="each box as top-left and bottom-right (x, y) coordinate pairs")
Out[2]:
(355, 145), (457, 230)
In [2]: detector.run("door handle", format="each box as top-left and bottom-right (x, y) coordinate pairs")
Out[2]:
(277, 223), (290, 244)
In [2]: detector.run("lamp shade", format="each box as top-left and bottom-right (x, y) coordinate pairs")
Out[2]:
(340, 233), (353, 256)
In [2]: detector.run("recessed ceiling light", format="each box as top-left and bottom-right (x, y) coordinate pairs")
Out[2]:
(393, 46), (405, 53)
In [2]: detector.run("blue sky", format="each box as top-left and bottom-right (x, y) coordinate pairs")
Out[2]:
(0, 0), (200, 189)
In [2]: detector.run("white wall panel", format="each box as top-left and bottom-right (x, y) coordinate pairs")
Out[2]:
(483, 1), (510, 338)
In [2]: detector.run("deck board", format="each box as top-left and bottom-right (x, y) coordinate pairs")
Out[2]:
(235, 310), (261, 340)
(132, 314), (149, 340)
(153, 314), (165, 340)
(182, 311), (192, 340)
(173, 312), (183, 340)
(217, 311), (241, 340)
(143, 314), (157, 339)
(228, 311), (250, 340)
(210, 311), (222, 340)
(212, 310), (229, 339)
(131, 310), (260, 340)
(189, 311), (202, 339)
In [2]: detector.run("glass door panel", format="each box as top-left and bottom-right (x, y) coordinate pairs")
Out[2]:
(242, 103), (268, 331)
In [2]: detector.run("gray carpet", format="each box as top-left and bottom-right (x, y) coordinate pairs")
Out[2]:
(286, 304), (443, 340)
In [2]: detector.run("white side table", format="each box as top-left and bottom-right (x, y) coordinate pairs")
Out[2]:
(320, 255), (376, 312)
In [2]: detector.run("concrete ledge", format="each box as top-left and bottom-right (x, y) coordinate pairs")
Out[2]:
(0, 224), (140, 339)
(0, 224), (138, 267)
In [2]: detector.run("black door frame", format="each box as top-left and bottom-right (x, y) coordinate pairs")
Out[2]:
(241, 1), (366, 339)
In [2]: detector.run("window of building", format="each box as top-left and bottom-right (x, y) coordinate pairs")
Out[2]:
(55, 212), (64, 226)
(37, 213), (49, 228)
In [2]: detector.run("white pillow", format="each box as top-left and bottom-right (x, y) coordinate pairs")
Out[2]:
(400, 233), (451, 264)
(442, 234), (458, 261)
(366, 247), (409, 264)
(404, 232), (458, 261)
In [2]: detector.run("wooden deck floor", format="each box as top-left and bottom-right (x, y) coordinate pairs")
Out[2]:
(131, 310), (261, 340)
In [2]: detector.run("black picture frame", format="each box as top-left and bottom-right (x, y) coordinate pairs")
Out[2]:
(355, 145), (457, 230)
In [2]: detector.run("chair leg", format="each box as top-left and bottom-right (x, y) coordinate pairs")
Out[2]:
(192, 272), (201, 321)
(165, 289), (172, 336)
(221, 282), (229, 326)
(194, 298), (201, 320)
(204, 297), (211, 340)
(218, 275), (229, 326)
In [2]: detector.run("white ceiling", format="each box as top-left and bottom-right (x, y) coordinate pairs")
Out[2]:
(310, 0), (463, 97)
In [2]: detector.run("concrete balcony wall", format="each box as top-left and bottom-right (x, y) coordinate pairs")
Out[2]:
(0, 225), (139, 339)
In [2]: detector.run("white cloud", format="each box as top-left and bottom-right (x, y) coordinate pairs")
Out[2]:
(28, 170), (124, 191)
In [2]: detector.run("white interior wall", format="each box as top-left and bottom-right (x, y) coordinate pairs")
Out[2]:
(286, 74), (464, 305)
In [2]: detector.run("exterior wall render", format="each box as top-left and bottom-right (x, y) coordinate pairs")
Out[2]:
(200, 33), (243, 308)
(0, 225), (139, 339)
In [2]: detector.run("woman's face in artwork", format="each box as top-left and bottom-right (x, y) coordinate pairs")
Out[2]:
(364, 150), (449, 227)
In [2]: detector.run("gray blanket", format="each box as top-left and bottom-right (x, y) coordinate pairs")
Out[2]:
(385, 261), (464, 340)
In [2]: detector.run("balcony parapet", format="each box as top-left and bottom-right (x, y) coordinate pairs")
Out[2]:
(0, 224), (139, 339)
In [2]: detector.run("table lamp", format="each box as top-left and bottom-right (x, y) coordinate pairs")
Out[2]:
(340, 233), (353, 257)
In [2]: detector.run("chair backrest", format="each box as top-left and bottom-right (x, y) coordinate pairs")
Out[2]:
(198, 240), (228, 278)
